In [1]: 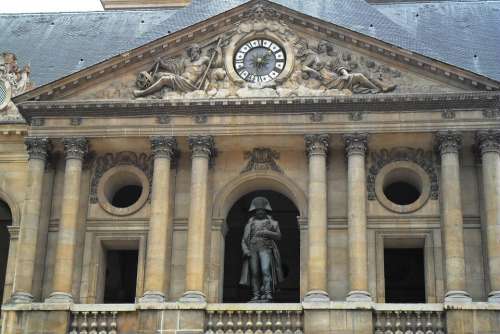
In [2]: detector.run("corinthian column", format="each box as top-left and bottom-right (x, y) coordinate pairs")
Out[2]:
(344, 133), (371, 302)
(46, 137), (88, 303)
(140, 136), (177, 303)
(476, 130), (500, 303)
(11, 137), (50, 303)
(304, 134), (330, 302)
(180, 135), (215, 302)
(435, 131), (471, 302)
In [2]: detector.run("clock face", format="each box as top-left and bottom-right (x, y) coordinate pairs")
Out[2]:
(234, 39), (286, 83)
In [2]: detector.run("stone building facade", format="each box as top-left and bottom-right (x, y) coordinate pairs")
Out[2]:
(0, 0), (499, 333)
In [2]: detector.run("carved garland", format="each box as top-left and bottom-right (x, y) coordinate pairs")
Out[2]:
(89, 151), (153, 203)
(367, 147), (439, 201)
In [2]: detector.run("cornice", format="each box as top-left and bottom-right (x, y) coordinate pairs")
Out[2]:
(16, 92), (500, 122)
(12, 0), (500, 104)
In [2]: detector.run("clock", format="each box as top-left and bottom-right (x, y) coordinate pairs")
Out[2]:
(234, 39), (286, 83)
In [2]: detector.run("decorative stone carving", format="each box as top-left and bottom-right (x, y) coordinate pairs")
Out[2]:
(305, 134), (329, 157)
(89, 151), (153, 203)
(441, 109), (456, 119)
(188, 135), (215, 156)
(63, 137), (89, 160)
(482, 100), (500, 119)
(25, 137), (50, 161)
(157, 115), (170, 124)
(0, 52), (32, 96)
(133, 39), (227, 98)
(194, 114), (208, 124)
(70, 117), (82, 126)
(241, 148), (282, 173)
(150, 136), (177, 159)
(188, 135), (216, 167)
(343, 133), (369, 156)
(349, 111), (363, 121)
(295, 40), (396, 94)
(476, 130), (500, 155)
(0, 52), (31, 121)
(435, 131), (463, 155)
(367, 147), (439, 200)
(129, 7), (411, 101)
(310, 112), (323, 122)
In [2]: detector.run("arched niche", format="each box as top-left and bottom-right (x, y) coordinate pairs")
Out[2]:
(222, 190), (300, 303)
(212, 170), (307, 220)
(0, 199), (12, 304)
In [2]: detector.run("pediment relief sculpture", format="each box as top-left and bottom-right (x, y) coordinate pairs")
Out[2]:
(132, 25), (401, 101)
(0, 52), (31, 121)
(72, 5), (461, 102)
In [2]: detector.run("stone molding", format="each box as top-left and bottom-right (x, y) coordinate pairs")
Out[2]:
(304, 134), (329, 157)
(343, 133), (369, 157)
(241, 148), (282, 174)
(476, 130), (500, 155)
(25, 137), (50, 161)
(89, 151), (153, 204)
(150, 136), (177, 160)
(62, 137), (89, 160)
(17, 92), (500, 121)
(367, 147), (439, 201)
(435, 131), (463, 155)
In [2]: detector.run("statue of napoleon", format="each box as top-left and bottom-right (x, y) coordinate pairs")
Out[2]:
(240, 197), (284, 302)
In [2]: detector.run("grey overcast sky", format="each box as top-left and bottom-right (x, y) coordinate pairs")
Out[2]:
(0, 0), (104, 13)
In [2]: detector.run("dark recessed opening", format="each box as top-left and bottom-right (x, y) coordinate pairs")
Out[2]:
(384, 248), (426, 303)
(103, 249), (138, 303)
(223, 190), (300, 303)
(111, 185), (142, 208)
(0, 201), (12, 306)
(384, 181), (420, 205)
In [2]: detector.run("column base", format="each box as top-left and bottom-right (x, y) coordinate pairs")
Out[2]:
(444, 290), (472, 303)
(9, 291), (34, 304)
(346, 290), (372, 302)
(303, 290), (330, 302)
(45, 292), (73, 303)
(178, 291), (206, 303)
(488, 291), (500, 303)
(139, 291), (166, 303)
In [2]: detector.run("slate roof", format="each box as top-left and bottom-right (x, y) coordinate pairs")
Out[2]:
(0, 0), (499, 87)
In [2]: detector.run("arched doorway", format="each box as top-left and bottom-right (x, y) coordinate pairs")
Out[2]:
(0, 200), (12, 304)
(223, 190), (300, 303)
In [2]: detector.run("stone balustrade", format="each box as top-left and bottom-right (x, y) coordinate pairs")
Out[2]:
(67, 305), (135, 334)
(205, 304), (304, 334)
(373, 304), (446, 334)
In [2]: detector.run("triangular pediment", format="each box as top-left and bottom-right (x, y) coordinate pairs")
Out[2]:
(14, 0), (500, 104)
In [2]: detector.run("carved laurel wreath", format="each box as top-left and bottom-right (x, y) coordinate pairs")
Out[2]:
(89, 151), (153, 203)
(367, 147), (439, 201)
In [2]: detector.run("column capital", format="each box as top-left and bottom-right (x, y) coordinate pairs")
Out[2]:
(25, 137), (50, 161)
(188, 135), (215, 158)
(62, 137), (88, 160)
(304, 134), (329, 157)
(476, 130), (500, 155)
(150, 136), (177, 159)
(435, 131), (463, 155)
(343, 133), (369, 157)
